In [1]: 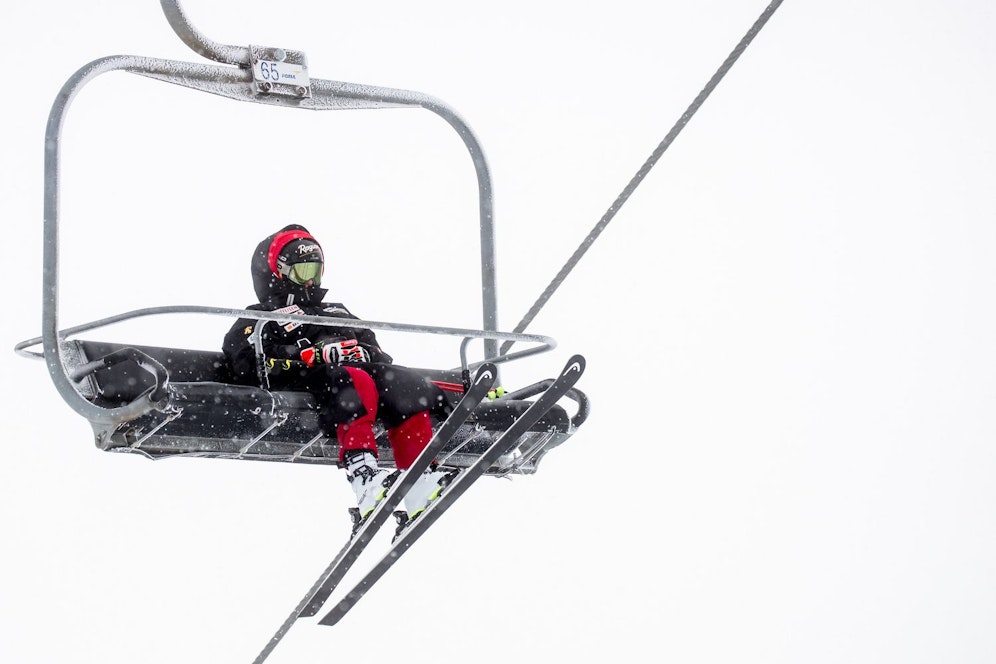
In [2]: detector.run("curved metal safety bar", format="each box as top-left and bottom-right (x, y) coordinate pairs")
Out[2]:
(17, 304), (555, 425)
(19, 305), (553, 365)
(39, 9), (502, 431)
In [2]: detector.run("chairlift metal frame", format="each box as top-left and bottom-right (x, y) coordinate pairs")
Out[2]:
(14, 0), (588, 472)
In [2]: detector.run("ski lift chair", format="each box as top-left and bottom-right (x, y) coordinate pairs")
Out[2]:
(15, 0), (588, 477)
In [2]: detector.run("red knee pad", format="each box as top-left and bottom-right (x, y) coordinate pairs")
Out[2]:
(336, 367), (380, 462)
(387, 411), (433, 470)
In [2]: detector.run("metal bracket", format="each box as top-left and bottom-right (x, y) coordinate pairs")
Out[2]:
(249, 45), (310, 98)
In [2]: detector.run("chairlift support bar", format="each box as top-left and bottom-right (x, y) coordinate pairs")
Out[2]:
(37, 0), (509, 426)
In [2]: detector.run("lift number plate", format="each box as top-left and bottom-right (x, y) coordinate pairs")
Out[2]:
(253, 59), (309, 88)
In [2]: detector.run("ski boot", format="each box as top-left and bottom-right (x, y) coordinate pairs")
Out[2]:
(346, 452), (399, 538)
(392, 466), (459, 541)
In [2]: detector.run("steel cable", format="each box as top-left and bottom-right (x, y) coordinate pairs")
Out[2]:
(501, 0), (786, 354)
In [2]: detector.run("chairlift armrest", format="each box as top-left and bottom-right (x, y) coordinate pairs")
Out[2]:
(68, 347), (170, 405)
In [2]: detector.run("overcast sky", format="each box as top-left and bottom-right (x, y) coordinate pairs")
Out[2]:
(4, 1), (996, 663)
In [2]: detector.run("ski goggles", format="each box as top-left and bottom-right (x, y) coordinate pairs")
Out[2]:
(286, 261), (323, 285)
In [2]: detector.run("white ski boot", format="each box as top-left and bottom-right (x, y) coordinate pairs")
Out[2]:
(345, 452), (398, 536)
(403, 466), (459, 521)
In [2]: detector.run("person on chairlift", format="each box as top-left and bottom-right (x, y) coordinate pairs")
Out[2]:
(222, 224), (453, 534)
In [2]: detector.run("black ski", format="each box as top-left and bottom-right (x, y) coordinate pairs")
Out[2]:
(317, 354), (586, 627)
(252, 363), (497, 664)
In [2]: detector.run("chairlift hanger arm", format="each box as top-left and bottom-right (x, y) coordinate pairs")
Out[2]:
(156, 0), (496, 338)
(160, 0), (249, 65)
(38, 1), (505, 427)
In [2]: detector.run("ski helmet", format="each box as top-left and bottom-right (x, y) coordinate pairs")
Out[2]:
(272, 235), (324, 286)
(250, 224), (328, 305)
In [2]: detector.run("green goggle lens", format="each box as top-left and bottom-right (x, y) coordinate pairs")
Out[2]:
(288, 262), (322, 285)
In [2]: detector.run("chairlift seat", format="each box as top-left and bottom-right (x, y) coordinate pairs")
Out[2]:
(60, 340), (588, 475)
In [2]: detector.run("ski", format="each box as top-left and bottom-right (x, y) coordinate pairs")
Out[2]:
(317, 353), (586, 627)
(251, 363), (497, 664)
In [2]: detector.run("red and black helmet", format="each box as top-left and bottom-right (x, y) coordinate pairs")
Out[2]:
(268, 227), (324, 285)
(250, 224), (328, 305)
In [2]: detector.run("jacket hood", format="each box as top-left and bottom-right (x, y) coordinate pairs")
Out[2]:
(250, 224), (328, 306)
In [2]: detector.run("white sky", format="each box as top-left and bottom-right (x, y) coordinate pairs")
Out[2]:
(4, 1), (996, 662)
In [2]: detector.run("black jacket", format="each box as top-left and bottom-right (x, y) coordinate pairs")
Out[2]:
(223, 224), (394, 386)
(222, 225), (447, 431)
(222, 300), (392, 387)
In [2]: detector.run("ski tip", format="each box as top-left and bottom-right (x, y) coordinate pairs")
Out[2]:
(475, 362), (497, 384)
(564, 354), (585, 375)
